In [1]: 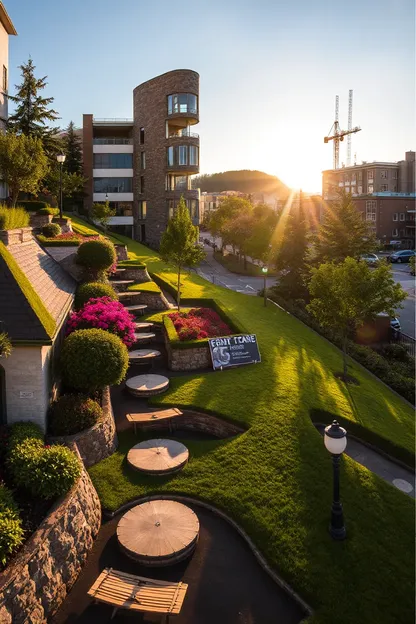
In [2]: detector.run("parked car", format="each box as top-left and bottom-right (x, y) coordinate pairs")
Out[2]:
(360, 253), (380, 266)
(388, 250), (416, 263)
(390, 316), (401, 339)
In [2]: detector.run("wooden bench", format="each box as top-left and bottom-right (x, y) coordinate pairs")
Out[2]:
(126, 408), (183, 434)
(88, 567), (188, 622)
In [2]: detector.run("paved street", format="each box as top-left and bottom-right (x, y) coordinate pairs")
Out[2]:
(390, 265), (415, 338)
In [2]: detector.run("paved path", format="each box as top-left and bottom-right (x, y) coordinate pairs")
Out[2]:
(390, 265), (415, 338)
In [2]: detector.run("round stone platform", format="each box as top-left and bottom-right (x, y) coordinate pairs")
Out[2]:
(124, 304), (148, 316)
(134, 321), (154, 331)
(127, 439), (189, 475)
(125, 374), (169, 397)
(117, 500), (199, 566)
(128, 349), (161, 364)
(133, 332), (156, 343)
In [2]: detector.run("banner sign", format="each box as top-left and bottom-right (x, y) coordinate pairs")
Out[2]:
(208, 334), (261, 370)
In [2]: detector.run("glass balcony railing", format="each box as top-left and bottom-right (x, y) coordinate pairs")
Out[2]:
(168, 130), (199, 139)
(93, 138), (132, 145)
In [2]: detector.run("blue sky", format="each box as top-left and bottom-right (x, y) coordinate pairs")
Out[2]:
(7, 0), (415, 192)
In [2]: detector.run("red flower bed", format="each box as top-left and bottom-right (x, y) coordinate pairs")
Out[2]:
(54, 232), (101, 242)
(168, 308), (232, 341)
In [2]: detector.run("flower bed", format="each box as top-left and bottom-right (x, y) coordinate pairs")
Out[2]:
(37, 232), (100, 247)
(66, 297), (136, 348)
(168, 307), (232, 341)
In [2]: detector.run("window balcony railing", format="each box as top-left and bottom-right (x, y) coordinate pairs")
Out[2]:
(93, 138), (132, 145)
(168, 107), (198, 116)
(168, 130), (199, 139)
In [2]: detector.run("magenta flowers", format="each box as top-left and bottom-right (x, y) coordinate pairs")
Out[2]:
(168, 307), (232, 341)
(66, 297), (136, 347)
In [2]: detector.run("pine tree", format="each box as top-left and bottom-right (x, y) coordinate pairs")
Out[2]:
(314, 191), (377, 263)
(7, 57), (61, 156)
(160, 196), (205, 310)
(63, 121), (82, 174)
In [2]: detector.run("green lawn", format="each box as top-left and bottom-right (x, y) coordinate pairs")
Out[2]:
(76, 221), (415, 624)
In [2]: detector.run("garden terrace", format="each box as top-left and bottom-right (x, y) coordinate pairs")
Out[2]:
(77, 217), (415, 624)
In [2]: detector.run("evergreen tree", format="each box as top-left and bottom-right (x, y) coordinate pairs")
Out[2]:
(314, 191), (377, 263)
(160, 197), (205, 310)
(7, 57), (61, 156)
(63, 121), (82, 174)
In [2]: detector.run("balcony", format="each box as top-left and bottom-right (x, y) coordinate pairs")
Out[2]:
(166, 164), (199, 174)
(93, 138), (132, 145)
(168, 130), (199, 139)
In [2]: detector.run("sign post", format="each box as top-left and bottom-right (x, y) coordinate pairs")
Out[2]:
(208, 334), (261, 370)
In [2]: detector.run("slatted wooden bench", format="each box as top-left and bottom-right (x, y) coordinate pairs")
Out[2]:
(87, 567), (188, 622)
(126, 408), (183, 434)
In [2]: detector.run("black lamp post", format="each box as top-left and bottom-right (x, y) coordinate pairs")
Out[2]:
(324, 420), (347, 540)
(262, 266), (268, 307)
(56, 153), (66, 219)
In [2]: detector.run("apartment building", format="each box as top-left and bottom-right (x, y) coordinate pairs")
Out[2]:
(322, 151), (415, 248)
(0, 2), (16, 200)
(83, 69), (200, 246)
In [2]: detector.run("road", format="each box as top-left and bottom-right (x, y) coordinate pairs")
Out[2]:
(390, 264), (415, 338)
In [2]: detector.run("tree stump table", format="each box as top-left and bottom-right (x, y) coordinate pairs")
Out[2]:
(117, 500), (199, 566)
(127, 439), (189, 475)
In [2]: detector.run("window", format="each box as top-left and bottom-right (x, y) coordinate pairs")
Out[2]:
(381, 185), (388, 192)
(392, 170), (398, 179)
(392, 185), (397, 192)
(167, 93), (198, 115)
(366, 200), (377, 221)
(140, 152), (146, 170)
(367, 170), (373, 180)
(392, 229), (398, 237)
(93, 153), (133, 168)
(189, 145), (199, 165)
(368, 185), (373, 193)
(166, 198), (199, 219)
(351, 173), (356, 184)
(139, 127), (144, 144)
(358, 171), (363, 181)
(2, 65), (7, 92)
(93, 178), (133, 193)
(400, 213), (405, 221)
(189, 199), (198, 221)
(178, 145), (187, 165)
(93, 137), (131, 145)
(357, 185), (363, 194)
(166, 175), (190, 191)
(106, 201), (133, 216)
(138, 200), (147, 220)
(381, 170), (388, 179)
(167, 146), (174, 166)
(140, 175), (145, 194)
(166, 145), (199, 167)
(393, 213), (398, 221)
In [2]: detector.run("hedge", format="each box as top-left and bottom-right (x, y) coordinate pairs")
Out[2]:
(37, 235), (81, 247)
(16, 201), (49, 213)
(48, 394), (103, 436)
(117, 259), (146, 269)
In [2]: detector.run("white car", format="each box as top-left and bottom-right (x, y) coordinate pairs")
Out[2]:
(360, 253), (379, 266)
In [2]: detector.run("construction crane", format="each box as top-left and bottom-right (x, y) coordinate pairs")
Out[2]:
(324, 93), (361, 169)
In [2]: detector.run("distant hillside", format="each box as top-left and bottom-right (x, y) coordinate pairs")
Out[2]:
(192, 170), (289, 197)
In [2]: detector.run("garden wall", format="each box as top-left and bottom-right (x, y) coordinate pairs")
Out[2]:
(141, 408), (244, 438)
(48, 386), (117, 467)
(120, 267), (151, 282)
(134, 290), (170, 311)
(0, 449), (101, 624)
(164, 331), (211, 371)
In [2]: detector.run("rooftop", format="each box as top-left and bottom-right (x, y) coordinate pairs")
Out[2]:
(0, 2), (17, 35)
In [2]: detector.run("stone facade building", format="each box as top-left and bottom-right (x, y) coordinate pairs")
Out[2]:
(83, 69), (200, 247)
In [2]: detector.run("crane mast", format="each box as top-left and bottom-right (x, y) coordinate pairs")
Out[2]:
(324, 92), (361, 169)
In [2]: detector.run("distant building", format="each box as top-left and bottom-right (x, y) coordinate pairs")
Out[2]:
(322, 151), (416, 248)
(200, 191), (245, 221)
(83, 69), (200, 246)
(0, 2), (16, 200)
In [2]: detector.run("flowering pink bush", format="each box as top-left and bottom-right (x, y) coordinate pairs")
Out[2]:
(168, 308), (232, 341)
(66, 297), (136, 347)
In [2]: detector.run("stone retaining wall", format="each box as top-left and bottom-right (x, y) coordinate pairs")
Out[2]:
(139, 409), (244, 438)
(133, 290), (169, 311)
(0, 450), (101, 624)
(120, 267), (151, 282)
(165, 331), (211, 371)
(48, 386), (117, 467)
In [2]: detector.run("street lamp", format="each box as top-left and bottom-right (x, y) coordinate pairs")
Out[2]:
(56, 153), (66, 219)
(324, 420), (347, 540)
(105, 192), (109, 203)
(261, 266), (268, 307)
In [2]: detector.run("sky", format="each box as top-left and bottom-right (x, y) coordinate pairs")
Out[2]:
(6, 0), (415, 193)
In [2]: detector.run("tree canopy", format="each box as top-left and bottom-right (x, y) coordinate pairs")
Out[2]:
(63, 121), (83, 174)
(0, 133), (48, 206)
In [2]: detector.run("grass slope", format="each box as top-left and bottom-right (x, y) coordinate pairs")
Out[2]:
(85, 226), (415, 624)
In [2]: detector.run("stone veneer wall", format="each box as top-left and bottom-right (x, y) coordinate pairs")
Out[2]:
(133, 290), (169, 311)
(0, 449), (101, 624)
(48, 386), (117, 468)
(140, 408), (243, 438)
(119, 267), (151, 282)
(165, 331), (211, 371)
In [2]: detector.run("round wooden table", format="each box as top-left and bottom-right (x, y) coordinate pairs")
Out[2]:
(125, 374), (169, 397)
(117, 500), (199, 566)
(128, 349), (161, 362)
(127, 439), (189, 475)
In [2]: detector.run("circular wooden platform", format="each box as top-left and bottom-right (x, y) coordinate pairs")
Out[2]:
(134, 332), (156, 342)
(134, 321), (154, 330)
(125, 374), (169, 397)
(125, 304), (148, 314)
(128, 349), (161, 364)
(127, 439), (189, 475)
(117, 500), (199, 566)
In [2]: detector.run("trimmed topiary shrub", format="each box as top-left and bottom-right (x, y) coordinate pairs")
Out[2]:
(67, 297), (136, 347)
(48, 394), (103, 436)
(42, 222), (61, 238)
(8, 422), (43, 450)
(16, 200), (49, 213)
(0, 206), (30, 230)
(0, 513), (24, 566)
(38, 207), (59, 216)
(61, 328), (129, 390)
(77, 239), (116, 271)
(74, 282), (118, 310)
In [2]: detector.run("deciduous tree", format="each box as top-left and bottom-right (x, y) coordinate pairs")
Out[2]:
(91, 201), (116, 230)
(0, 133), (48, 206)
(208, 196), (252, 251)
(160, 196), (205, 310)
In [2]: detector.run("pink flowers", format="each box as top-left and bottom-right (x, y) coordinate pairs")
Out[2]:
(66, 297), (136, 347)
(49, 232), (101, 241)
(168, 308), (232, 341)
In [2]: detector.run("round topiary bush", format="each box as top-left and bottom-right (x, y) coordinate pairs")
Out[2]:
(61, 328), (128, 391)
(8, 422), (43, 450)
(0, 484), (19, 518)
(76, 239), (116, 271)
(42, 222), (61, 238)
(0, 513), (24, 566)
(74, 282), (118, 310)
(49, 394), (103, 436)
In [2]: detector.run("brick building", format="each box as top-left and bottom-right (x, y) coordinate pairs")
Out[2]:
(322, 151), (415, 248)
(83, 69), (200, 246)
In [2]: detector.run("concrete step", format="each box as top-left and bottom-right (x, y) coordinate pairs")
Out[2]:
(125, 304), (148, 316)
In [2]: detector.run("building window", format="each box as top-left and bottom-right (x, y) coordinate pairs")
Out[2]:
(167, 93), (198, 115)
(106, 201), (133, 216)
(393, 213), (398, 221)
(138, 200), (147, 220)
(365, 200), (377, 222)
(139, 127), (144, 144)
(392, 229), (398, 237)
(93, 178), (133, 193)
(358, 171), (363, 181)
(392, 185), (397, 192)
(351, 173), (356, 184)
(367, 170), (373, 180)
(166, 145), (199, 167)
(189, 145), (199, 166)
(140, 175), (145, 194)
(400, 212), (405, 221)
(93, 153), (133, 168)
(368, 185), (373, 193)
(166, 175), (190, 191)
(392, 170), (398, 179)
(166, 198), (199, 219)
(140, 152), (146, 169)
(381, 170), (388, 179)
(380, 185), (388, 192)
(2, 65), (7, 92)
(178, 145), (187, 165)
(357, 185), (363, 194)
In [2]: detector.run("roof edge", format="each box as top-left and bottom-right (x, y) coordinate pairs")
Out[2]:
(0, 2), (17, 35)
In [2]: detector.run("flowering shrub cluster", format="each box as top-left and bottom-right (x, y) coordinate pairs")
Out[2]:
(43, 232), (100, 242)
(66, 297), (136, 347)
(168, 307), (232, 341)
